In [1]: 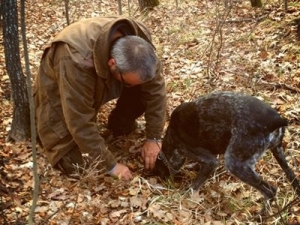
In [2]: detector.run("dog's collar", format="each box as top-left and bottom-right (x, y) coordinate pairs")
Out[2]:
(157, 151), (180, 176)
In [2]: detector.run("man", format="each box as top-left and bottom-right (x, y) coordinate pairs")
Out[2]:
(34, 16), (166, 180)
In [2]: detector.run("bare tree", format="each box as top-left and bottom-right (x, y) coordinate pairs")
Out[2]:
(0, 1), (3, 21)
(19, 0), (39, 223)
(2, 0), (30, 142)
(64, 0), (70, 25)
(138, 0), (159, 11)
(117, 0), (122, 15)
(250, 0), (262, 7)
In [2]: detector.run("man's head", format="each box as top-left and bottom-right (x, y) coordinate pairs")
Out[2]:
(108, 36), (157, 87)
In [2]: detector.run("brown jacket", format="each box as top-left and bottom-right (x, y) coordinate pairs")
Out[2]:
(34, 16), (166, 171)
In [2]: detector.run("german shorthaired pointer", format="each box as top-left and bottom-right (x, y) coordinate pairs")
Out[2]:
(153, 92), (300, 213)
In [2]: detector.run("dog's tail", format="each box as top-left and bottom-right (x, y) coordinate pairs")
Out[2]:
(269, 116), (288, 133)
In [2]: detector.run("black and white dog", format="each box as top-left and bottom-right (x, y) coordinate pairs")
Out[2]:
(153, 92), (300, 213)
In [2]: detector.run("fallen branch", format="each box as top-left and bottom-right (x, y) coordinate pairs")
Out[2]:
(225, 14), (269, 23)
(259, 197), (300, 221)
(225, 18), (254, 23)
(258, 80), (300, 94)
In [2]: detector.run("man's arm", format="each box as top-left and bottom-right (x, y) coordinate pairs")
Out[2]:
(140, 60), (167, 170)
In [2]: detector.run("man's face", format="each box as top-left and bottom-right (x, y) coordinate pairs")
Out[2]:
(108, 58), (142, 87)
(118, 71), (143, 87)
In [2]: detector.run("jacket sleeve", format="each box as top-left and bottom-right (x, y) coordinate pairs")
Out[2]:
(132, 20), (166, 139)
(140, 59), (167, 139)
(53, 43), (116, 171)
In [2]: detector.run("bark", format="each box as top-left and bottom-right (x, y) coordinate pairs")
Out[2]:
(138, 0), (159, 11)
(2, 0), (30, 142)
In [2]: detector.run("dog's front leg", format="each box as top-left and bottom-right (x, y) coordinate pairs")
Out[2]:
(185, 147), (218, 190)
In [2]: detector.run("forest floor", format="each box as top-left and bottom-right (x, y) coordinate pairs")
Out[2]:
(1, 0), (300, 224)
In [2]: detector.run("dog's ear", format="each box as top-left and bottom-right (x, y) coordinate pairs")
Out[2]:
(170, 102), (198, 127)
(169, 102), (200, 146)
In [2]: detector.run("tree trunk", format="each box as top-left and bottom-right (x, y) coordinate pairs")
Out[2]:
(2, 0), (30, 142)
(0, 1), (3, 26)
(138, 0), (159, 11)
(250, 0), (262, 7)
(64, 0), (70, 25)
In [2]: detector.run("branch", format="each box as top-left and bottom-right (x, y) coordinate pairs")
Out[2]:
(204, 2), (233, 77)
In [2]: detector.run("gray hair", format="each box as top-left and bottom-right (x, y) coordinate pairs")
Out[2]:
(111, 36), (157, 82)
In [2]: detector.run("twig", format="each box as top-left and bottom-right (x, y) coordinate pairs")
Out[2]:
(225, 14), (269, 24)
(67, 193), (79, 225)
(225, 18), (254, 23)
(249, 12), (272, 35)
(39, 201), (69, 224)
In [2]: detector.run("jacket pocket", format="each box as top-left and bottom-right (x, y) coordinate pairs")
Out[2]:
(36, 99), (69, 149)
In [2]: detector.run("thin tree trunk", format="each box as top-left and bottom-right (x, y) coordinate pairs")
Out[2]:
(250, 0), (262, 7)
(20, 0), (39, 223)
(0, 1), (3, 23)
(64, 0), (70, 25)
(117, 0), (122, 15)
(138, 0), (159, 11)
(2, 0), (30, 142)
(284, 0), (287, 12)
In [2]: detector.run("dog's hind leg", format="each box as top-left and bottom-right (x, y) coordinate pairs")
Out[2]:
(226, 155), (277, 214)
(185, 147), (219, 191)
(224, 135), (277, 214)
(271, 145), (300, 195)
(226, 155), (277, 195)
(268, 127), (300, 196)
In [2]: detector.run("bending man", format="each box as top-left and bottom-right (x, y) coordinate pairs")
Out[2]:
(34, 16), (166, 180)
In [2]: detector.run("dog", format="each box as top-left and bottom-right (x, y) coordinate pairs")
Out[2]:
(153, 91), (300, 213)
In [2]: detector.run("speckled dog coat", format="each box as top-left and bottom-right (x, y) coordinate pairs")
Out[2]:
(154, 92), (299, 212)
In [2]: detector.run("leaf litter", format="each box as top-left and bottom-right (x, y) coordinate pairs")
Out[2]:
(1, 0), (300, 224)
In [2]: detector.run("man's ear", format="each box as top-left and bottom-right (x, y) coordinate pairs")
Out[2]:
(108, 58), (116, 67)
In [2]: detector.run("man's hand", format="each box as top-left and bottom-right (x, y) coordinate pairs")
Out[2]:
(141, 140), (161, 170)
(109, 163), (133, 180)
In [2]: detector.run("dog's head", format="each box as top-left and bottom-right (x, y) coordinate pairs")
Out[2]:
(152, 127), (174, 179)
(152, 153), (171, 179)
(152, 126), (186, 179)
